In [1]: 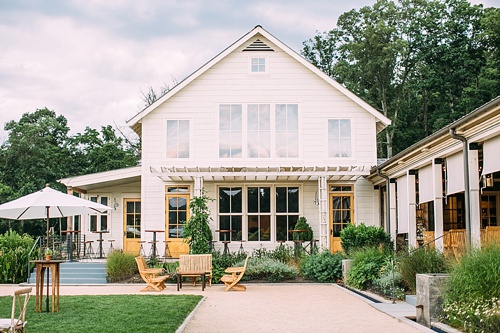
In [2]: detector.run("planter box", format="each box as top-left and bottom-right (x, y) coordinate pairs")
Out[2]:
(416, 273), (450, 327)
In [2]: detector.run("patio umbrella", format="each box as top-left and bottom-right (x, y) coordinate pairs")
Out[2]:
(0, 184), (112, 244)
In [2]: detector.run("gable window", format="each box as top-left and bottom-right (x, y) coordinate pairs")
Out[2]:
(90, 196), (108, 232)
(166, 120), (190, 158)
(251, 57), (266, 73)
(276, 104), (299, 158)
(248, 104), (270, 158)
(219, 104), (242, 158)
(328, 119), (351, 158)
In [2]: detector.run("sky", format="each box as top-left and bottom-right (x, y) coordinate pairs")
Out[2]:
(0, 0), (497, 142)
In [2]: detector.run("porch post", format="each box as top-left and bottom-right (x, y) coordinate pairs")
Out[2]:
(389, 179), (397, 250)
(318, 176), (328, 250)
(194, 176), (203, 197)
(468, 144), (481, 248)
(433, 159), (444, 252)
(66, 187), (73, 232)
(408, 170), (417, 248)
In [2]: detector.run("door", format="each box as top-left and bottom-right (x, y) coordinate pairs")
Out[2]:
(123, 199), (141, 254)
(329, 191), (354, 253)
(166, 186), (190, 258)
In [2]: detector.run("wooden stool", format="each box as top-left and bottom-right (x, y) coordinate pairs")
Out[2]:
(83, 241), (94, 259)
(148, 241), (159, 258)
(162, 241), (172, 260)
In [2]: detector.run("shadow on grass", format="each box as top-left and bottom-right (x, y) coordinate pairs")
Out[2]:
(0, 294), (202, 333)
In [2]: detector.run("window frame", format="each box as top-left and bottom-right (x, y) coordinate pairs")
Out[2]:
(165, 119), (191, 159)
(249, 56), (268, 74)
(89, 195), (109, 232)
(327, 118), (354, 159)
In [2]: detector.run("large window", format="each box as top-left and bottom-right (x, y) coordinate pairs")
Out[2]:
(219, 187), (243, 241)
(218, 186), (300, 242)
(248, 187), (271, 241)
(219, 103), (299, 159)
(90, 196), (108, 232)
(328, 119), (351, 158)
(276, 187), (299, 241)
(166, 120), (190, 158)
(248, 104), (270, 158)
(219, 105), (242, 158)
(276, 104), (299, 158)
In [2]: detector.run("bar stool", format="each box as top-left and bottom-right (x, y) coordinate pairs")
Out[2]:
(162, 241), (172, 260)
(83, 241), (95, 259)
(138, 241), (146, 256)
(108, 240), (115, 255)
(238, 240), (246, 254)
(148, 241), (159, 258)
(222, 241), (231, 255)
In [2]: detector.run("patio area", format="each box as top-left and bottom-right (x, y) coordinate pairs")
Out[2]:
(1, 283), (432, 332)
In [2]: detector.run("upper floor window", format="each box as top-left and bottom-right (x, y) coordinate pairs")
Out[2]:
(251, 57), (266, 73)
(276, 104), (299, 158)
(166, 120), (190, 158)
(219, 104), (242, 158)
(328, 119), (351, 158)
(248, 104), (270, 158)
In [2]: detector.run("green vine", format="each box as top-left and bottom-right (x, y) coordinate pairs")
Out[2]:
(182, 190), (213, 254)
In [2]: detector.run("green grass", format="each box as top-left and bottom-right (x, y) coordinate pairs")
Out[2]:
(0, 294), (202, 333)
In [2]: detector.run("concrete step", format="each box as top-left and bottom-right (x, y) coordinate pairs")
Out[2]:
(28, 262), (107, 285)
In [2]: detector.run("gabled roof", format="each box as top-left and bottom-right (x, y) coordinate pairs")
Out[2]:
(127, 25), (391, 136)
(58, 166), (141, 192)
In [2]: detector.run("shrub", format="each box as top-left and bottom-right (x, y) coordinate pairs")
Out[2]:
(340, 223), (393, 256)
(106, 250), (138, 282)
(300, 251), (343, 283)
(442, 244), (500, 332)
(396, 247), (450, 294)
(271, 244), (295, 264)
(372, 258), (406, 300)
(347, 247), (387, 290)
(0, 230), (35, 283)
(245, 257), (297, 282)
(211, 250), (247, 282)
(294, 217), (313, 241)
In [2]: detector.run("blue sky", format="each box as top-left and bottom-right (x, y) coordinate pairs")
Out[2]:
(0, 0), (497, 141)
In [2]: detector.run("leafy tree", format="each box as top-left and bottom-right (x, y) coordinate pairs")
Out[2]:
(183, 191), (213, 254)
(302, 0), (497, 157)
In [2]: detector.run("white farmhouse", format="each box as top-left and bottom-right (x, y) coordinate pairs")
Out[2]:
(59, 25), (391, 257)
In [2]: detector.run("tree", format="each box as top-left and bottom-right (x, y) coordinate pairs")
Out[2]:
(302, 0), (494, 156)
(183, 192), (213, 254)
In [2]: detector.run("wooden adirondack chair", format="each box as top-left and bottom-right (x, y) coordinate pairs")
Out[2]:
(135, 256), (169, 292)
(220, 255), (249, 292)
(0, 287), (32, 333)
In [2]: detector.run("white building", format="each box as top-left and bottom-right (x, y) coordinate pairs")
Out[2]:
(59, 26), (391, 257)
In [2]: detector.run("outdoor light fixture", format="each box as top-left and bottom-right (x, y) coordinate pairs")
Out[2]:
(313, 191), (319, 205)
(113, 198), (119, 210)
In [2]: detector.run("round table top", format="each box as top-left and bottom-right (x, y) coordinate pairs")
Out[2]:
(61, 230), (81, 233)
(92, 230), (109, 233)
(215, 229), (233, 233)
(289, 229), (307, 233)
(145, 230), (165, 233)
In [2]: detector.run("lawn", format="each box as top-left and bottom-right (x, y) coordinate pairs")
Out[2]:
(0, 294), (202, 332)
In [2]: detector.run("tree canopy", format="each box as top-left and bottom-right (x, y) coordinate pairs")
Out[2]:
(302, 0), (500, 157)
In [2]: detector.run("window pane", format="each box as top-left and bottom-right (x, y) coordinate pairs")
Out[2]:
(276, 216), (288, 241)
(231, 188), (242, 213)
(288, 187), (299, 212)
(248, 187), (258, 213)
(260, 187), (271, 213)
(219, 188), (231, 213)
(276, 187), (287, 213)
(260, 215), (271, 241)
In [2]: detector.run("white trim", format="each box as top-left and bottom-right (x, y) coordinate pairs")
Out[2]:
(397, 175), (409, 234)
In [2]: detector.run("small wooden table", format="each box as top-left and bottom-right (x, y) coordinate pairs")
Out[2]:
(31, 260), (64, 313)
(177, 271), (206, 291)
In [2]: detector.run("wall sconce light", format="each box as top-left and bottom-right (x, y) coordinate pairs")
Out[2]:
(313, 191), (319, 206)
(113, 198), (119, 210)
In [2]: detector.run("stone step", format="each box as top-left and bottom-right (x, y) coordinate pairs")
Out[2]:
(28, 262), (107, 285)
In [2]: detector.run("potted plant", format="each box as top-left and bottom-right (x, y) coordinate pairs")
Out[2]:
(44, 248), (53, 260)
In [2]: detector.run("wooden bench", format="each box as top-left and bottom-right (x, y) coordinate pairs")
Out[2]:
(177, 254), (212, 287)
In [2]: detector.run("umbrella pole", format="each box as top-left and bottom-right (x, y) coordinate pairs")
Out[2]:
(46, 206), (50, 313)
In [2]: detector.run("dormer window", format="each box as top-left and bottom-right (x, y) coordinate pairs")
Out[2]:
(251, 57), (266, 73)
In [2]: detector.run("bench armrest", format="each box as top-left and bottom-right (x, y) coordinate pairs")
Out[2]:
(225, 267), (244, 273)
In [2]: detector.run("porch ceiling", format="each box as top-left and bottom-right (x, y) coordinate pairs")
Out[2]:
(150, 165), (370, 182)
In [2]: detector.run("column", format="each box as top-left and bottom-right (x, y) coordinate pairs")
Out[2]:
(389, 179), (397, 250)
(468, 143), (481, 248)
(408, 170), (417, 248)
(433, 159), (444, 252)
(318, 176), (328, 249)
